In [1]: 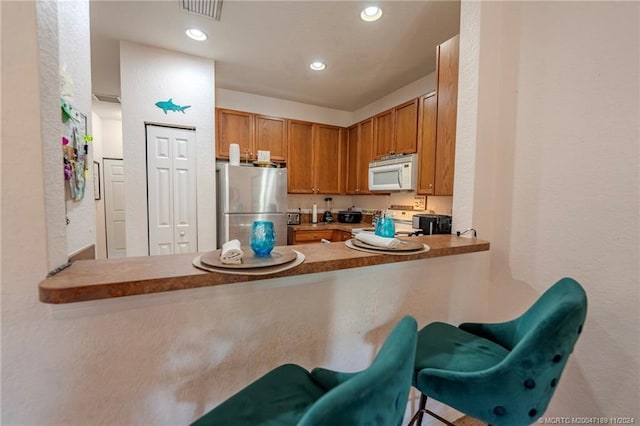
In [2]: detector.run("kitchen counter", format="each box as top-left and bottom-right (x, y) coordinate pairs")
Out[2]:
(39, 235), (489, 304)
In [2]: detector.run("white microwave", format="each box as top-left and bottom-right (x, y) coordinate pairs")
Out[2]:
(368, 154), (418, 192)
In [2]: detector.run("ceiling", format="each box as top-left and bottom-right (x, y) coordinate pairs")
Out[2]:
(90, 0), (460, 113)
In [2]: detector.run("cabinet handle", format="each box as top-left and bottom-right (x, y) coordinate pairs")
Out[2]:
(180, 231), (185, 237)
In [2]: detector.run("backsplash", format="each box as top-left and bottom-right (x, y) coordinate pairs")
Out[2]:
(287, 193), (453, 215)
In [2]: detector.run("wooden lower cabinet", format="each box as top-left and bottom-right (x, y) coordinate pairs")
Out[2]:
(291, 229), (335, 244)
(290, 229), (353, 244)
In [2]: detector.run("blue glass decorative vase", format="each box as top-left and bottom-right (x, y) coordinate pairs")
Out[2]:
(250, 221), (275, 257)
(375, 215), (395, 238)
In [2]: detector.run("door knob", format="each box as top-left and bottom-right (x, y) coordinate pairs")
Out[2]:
(180, 231), (185, 237)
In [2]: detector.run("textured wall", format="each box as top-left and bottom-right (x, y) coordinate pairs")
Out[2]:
(458, 0), (640, 418)
(120, 41), (216, 256)
(353, 72), (436, 124)
(58, 0), (95, 257)
(36, 0), (67, 270)
(216, 88), (353, 127)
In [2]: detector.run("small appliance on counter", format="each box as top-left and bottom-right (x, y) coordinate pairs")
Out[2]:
(411, 214), (452, 235)
(322, 198), (334, 222)
(338, 210), (363, 223)
(287, 211), (301, 225)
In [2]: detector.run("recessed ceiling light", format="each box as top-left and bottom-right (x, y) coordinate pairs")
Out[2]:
(185, 28), (207, 41)
(310, 61), (326, 71)
(360, 6), (382, 22)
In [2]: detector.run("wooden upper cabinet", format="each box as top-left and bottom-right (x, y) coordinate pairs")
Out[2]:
(373, 109), (394, 158)
(394, 99), (419, 154)
(346, 119), (374, 195)
(372, 98), (419, 159)
(314, 124), (344, 194)
(359, 119), (374, 192)
(346, 125), (359, 194)
(255, 115), (287, 162)
(288, 121), (345, 195)
(417, 93), (437, 195)
(216, 108), (253, 159)
(416, 34), (459, 196)
(216, 108), (287, 162)
(287, 120), (315, 194)
(434, 34), (459, 196)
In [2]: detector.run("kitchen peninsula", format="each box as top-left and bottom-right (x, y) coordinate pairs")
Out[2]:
(39, 235), (489, 304)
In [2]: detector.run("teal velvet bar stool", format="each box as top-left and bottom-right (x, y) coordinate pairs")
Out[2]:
(191, 315), (418, 426)
(409, 277), (587, 426)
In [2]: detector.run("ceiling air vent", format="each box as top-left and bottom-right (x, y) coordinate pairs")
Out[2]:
(92, 94), (121, 104)
(180, 0), (223, 21)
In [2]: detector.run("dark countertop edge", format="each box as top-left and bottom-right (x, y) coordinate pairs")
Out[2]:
(39, 237), (490, 304)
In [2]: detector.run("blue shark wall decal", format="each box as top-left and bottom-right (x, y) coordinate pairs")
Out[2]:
(155, 99), (191, 114)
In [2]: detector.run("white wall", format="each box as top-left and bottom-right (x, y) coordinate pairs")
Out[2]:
(36, 0), (67, 270)
(456, 0), (639, 418)
(58, 0), (95, 257)
(101, 118), (123, 159)
(120, 41), (215, 256)
(353, 73), (436, 123)
(216, 88), (353, 127)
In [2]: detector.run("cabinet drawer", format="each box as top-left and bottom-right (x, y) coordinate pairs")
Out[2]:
(293, 229), (334, 244)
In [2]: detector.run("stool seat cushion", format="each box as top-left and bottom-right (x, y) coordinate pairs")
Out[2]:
(414, 322), (509, 389)
(191, 363), (325, 426)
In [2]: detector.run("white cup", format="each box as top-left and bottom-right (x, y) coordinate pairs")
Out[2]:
(229, 143), (240, 166)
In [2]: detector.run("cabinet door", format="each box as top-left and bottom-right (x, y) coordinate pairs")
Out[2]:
(346, 125), (359, 194)
(373, 109), (394, 158)
(216, 108), (253, 159)
(394, 98), (419, 154)
(287, 120), (315, 194)
(255, 115), (287, 162)
(293, 229), (334, 244)
(358, 118), (374, 194)
(417, 93), (437, 195)
(315, 124), (344, 194)
(435, 34), (459, 196)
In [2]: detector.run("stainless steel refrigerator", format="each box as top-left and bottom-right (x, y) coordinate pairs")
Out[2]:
(216, 164), (288, 247)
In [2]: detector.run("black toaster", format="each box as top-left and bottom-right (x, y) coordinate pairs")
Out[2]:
(411, 214), (452, 235)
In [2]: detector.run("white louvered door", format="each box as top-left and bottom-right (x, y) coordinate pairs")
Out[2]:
(146, 125), (197, 255)
(104, 158), (126, 258)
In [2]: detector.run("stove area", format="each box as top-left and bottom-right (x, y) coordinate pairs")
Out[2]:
(351, 207), (421, 237)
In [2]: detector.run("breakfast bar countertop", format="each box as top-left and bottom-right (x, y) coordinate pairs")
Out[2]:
(39, 235), (490, 304)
